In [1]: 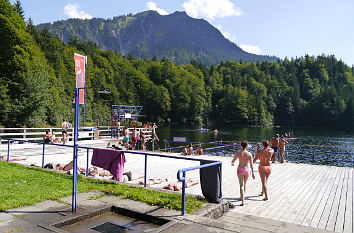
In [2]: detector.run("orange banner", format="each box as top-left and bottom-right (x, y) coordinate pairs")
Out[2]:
(74, 53), (86, 104)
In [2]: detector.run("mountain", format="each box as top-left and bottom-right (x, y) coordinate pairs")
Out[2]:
(37, 10), (278, 65)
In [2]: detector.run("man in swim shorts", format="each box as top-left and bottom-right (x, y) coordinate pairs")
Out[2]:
(123, 127), (130, 149)
(131, 127), (139, 149)
(270, 134), (279, 162)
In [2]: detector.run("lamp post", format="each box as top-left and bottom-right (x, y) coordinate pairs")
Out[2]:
(72, 86), (103, 212)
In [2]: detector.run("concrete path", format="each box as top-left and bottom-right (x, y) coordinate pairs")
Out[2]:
(0, 191), (331, 233)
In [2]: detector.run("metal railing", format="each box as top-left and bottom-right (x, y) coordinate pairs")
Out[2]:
(177, 161), (222, 215)
(1, 137), (221, 215)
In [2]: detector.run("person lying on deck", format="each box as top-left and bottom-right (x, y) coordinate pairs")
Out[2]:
(162, 178), (199, 191)
(122, 171), (144, 182)
(138, 178), (168, 186)
(1, 155), (28, 161)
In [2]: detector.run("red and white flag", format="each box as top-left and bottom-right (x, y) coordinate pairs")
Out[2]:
(74, 53), (86, 104)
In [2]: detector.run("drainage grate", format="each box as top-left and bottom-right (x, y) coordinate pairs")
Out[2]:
(92, 222), (131, 233)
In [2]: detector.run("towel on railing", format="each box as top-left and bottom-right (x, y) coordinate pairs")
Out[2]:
(91, 148), (126, 181)
(200, 160), (222, 203)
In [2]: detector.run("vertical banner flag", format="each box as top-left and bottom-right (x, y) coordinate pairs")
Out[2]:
(74, 53), (86, 104)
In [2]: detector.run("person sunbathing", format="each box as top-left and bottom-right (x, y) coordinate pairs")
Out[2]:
(63, 160), (91, 175)
(138, 178), (168, 186)
(88, 166), (112, 177)
(122, 171), (144, 182)
(162, 178), (199, 191)
(1, 155), (28, 161)
(51, 132), (62, 143)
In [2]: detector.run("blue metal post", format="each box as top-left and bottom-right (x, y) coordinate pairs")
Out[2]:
(42, 143), (46, 168)
(220, 163), (222, 191)
(72, 88), (80, 212)
(86, 149), (90, 176)
(312, 151), (315, 164)
(144, 154), (147, 188)
(7, 140), (10, 162)
(181, 171), (186, 215)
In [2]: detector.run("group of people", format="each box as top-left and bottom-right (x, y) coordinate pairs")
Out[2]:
(121, 122), (158, 150)
(231, 140), (272, 206)
(270, 134), (289, 163)
(231, 133), (290, 206)
(181, 144), (203, 155)
(43, 131), (62, 143)
(42, 119), (72, 144)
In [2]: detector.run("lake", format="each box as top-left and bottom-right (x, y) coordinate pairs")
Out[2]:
(154, 126), (354, 167)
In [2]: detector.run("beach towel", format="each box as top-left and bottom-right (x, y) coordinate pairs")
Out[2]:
(200, 160), (222, 203)
(91, 148), (126, 181)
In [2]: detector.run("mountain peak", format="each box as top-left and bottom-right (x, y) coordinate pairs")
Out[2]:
(37, 11), (277, 65)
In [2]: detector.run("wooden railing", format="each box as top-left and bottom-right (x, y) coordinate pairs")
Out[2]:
(0, 126), (154, 143)
(0, 126), (112, 142)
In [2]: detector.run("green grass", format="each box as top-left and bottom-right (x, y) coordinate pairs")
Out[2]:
(0, 162), (207, 213)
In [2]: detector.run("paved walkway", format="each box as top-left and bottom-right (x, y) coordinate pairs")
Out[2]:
(0, 191), (331, 233)
(1, 139), (352, 232)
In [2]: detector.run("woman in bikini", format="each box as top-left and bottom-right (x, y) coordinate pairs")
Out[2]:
(231, 141), (255, 206)
(253, 140), (274, 201)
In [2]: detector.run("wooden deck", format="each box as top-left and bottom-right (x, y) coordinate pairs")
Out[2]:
(223, 162), (353, 233)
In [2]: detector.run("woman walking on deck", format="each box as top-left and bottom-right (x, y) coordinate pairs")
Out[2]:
(231, 141), (255, 206)
(253, 140), (274, 201)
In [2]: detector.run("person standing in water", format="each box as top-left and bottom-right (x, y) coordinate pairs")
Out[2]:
(231, 141), (255, 206)
(253, 140), (274, 201)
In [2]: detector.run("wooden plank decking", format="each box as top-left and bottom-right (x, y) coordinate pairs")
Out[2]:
(226, 162), (353, 233)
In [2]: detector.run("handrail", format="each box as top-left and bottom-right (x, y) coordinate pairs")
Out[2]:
(1, 137), (220, 215)
(177, 161), (222, 215)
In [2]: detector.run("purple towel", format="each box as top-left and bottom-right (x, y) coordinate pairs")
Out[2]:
(91, 148), (126, 181)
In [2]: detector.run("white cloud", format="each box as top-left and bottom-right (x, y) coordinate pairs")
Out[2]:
(64, 3), (92, 19)
(183, 0), (242, 20)
(240, 44), (261, 55)
(146, 2), (168, 15)
(215, 25), (237, 43)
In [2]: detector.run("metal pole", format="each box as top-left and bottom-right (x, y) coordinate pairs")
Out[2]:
(312, 151), (315, 164)
(86, 149), (90, 176)
(42, 143), (45, 168)
(7, 140), (10, 162)
(111, 105), (113, 138)
(181, 171), (186, 215)
(144, 154), (147, 188)
(72, 88), (80, 212)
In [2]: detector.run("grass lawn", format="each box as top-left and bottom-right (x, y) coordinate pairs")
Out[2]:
(0, 161), (207, 213)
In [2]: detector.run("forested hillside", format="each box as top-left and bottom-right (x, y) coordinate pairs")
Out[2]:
(37, 10), (278, 65)
(1, 0), (353, 129)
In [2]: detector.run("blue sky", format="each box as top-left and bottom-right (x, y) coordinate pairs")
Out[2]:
(11, 0), (354, 66)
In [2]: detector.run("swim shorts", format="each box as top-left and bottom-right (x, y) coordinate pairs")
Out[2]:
(132, 137), (138, 143)
(123, 136), (129, 142)
(271, 146), (278, 153)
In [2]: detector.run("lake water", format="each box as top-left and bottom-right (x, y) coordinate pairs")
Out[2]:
(155, 126), (354, 167)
